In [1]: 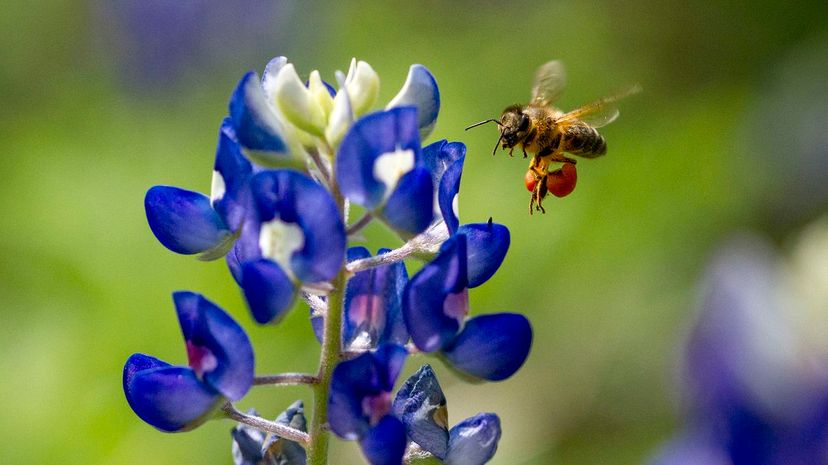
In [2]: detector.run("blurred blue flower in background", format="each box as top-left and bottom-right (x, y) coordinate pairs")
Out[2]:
(649, 227), (828, 465)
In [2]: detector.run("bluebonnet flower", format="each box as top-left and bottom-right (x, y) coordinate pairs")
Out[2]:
(129, 55), (533, 465)
(393, 365), (501, 465)
(235, 170), (346, 324)
(648, 234), (828, 465)
(232, 401), (307, 465)
(145, 119), (252, 260)
(311, 247), (409, 351)
(123, 291), (254, 432)
(403, 230), (530, 381)
(329, 344), (409, 465)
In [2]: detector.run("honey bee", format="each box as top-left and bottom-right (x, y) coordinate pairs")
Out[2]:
(467, 61), (639, 214)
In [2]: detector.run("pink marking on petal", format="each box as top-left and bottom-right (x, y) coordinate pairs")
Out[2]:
(443, 289), (469, 322)
(186, 341), (218, 378)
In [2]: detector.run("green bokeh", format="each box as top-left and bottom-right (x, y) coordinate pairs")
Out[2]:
(1, 1), (826, 464)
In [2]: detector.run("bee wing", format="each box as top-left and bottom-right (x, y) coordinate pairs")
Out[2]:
(530, 60), (566, 105)
(555, 85), (641, 128)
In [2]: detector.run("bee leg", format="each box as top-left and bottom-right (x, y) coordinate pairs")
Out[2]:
(532, 174), (548, 214)
(522, 147), (528, 158)
(508, 147), (514, 157)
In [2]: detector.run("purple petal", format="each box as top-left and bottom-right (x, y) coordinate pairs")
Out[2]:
(328, 344), (407, 440)
(458, 221), (510, 288)
(344, 248), (409, 350)
(229, 71), (287, 154)
(442, 313), (532, 381)
(359, 415), (407, 465)
(381, 166), (434, 237)
(336, 107), (421, 210)
(438, 156), (464, 234)
(404, 236), (468, 352)
(145, 185), (233, 256)
(386, 64), (441, 140)
(123, 353), (222, 432)
(249, 170), (346, 283)
(212, 118), (253, 232)
(445, 413), (501, 465)
(173, 291), (254, 400)
(241, 259), (297, 324)
(422, 140), (466, 188)
(393, 364), (449, 459)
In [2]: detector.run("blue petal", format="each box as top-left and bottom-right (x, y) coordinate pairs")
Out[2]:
(422, 140), (466, 188)
(336, 107), (421, 210)
(241, 259), (298, 324)
(173, 291), (254, 400)
(250, 170), (346, 283)
(343, 248), (409, 350)
(387, 64), (441, 140)
(262, 400), (308, 465)
(438, 156), (465, 234)
(359, 415), (407, 465)
(393, 365), (449, 459)
(123, 353), (222, 432)
(145, 186), (233, 255)
(458, 221), (510, 288)
(381, 166), (434, 237)
(229, 71), (288, 154)
(404, 236), (468, 352)
(212, 118), (253, 232)
(328, 344), (408, 440)
(445, 413), (501, 465)
(442, 313), (532, 381)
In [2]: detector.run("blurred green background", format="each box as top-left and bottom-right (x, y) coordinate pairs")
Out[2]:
(2, 1), (827, 464)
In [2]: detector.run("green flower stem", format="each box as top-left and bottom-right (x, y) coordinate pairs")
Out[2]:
(306, 188), (347, 465)
(221, 402), (310, 445)
(253, 373), (319, 386)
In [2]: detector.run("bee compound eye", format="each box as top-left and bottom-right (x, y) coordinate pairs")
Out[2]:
(519, 114), (530, 131)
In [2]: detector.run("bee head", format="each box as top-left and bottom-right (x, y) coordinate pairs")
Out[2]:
(499, 105), (530, 149)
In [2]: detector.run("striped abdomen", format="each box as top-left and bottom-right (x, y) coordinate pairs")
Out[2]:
(562, 124), (606, 158)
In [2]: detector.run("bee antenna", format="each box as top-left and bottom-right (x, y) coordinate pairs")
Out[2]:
(492, 132), (504, 156)
(465, 119), (502, 131)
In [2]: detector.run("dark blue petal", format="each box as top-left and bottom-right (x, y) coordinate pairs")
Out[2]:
(329, 353), (378, 439)
(262, 400), (308, 465)
(212, 118), (253, 232)
(229, 71), (287, 154)
(393, 365), (449, 459)
(382, 166), (434, 237)
(232, 410), (266, 465)
(404, 236), (468, 352)
(359, 415), (407, 465)
(310, 305), (324, 345)
(123, 353), (222, 432)
(373, 344), (408, 391)
(344, 248), (410, 350)
(387, 64), (441, 140)
(422, 140), (466, 188)
(336, 107), (421, 210)
(145, 185), (233, 255)
(445, 413), (501, 465)
(442, 313), (532, 381)
(458, 221), (510, 288)
(241, 259), (297, 324)
(250, 170), (346, 283)
(226, 241), (244, 285)
(173, 291), (254, 400)
(438, 156), (465, 234)
(328, 344), (408, 440)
